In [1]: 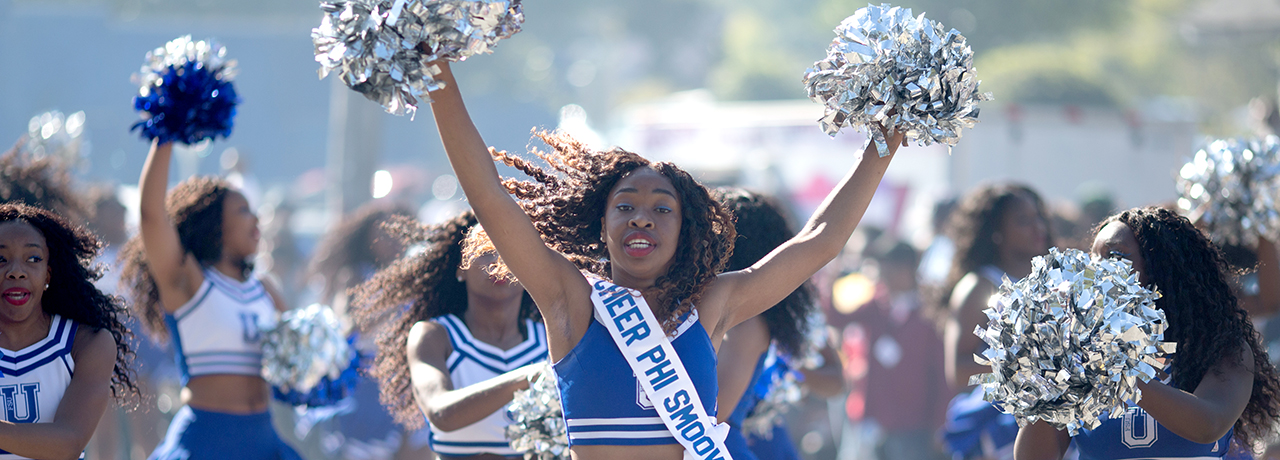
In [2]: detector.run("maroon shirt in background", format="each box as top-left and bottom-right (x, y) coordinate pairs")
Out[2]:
(842, 285), (953, 433)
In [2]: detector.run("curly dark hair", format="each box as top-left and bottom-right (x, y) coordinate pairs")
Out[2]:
(940, 183), (1051, 307)
(308, 201), (413, 303)
(0, 204), (139, 403)
(1100, 207), (1280, 448)
(0, 144), (90, 224)
(712, 188), (815, 357)
(489, 131), (735, 333)
(349, 211), (538, 428)
(119, 177), (240, 342)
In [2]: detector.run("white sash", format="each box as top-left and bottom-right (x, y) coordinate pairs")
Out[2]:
(587, 276), (733, 460)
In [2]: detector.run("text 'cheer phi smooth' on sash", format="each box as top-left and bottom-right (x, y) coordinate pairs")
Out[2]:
(587, 275), (733, 460)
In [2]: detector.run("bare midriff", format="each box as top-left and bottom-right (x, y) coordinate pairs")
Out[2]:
(572, 443), (686, 460)
(184, 374), (271, 414)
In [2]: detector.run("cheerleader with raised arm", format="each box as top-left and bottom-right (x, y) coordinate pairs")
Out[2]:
(425, 60), (901, 460)
(120, 141), (300, 460)
(0, 203), (139, 459)
(1015, 207), (1280, 459)
(349, 211), (544, 460)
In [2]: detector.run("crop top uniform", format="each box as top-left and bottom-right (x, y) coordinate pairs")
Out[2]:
(553, 307), (719, 446)
(0, 315), (81, 460)
(427, 314), (548, 457)
(1072, 368), (1234, 460)
(165, 268), (277, 383)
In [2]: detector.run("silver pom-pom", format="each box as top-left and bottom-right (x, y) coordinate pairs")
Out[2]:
(260, 304), (356, 395)
(970, 248), (1175, 435)
(21, 110), (88, 165)
(803, 3), (992, 156)
(741, 366), (804, 438)
(1176, 136), (1280, 247)
(312, 0), (523, 117)
(135, 35), (238, 93)
(505, 363), (569, 460)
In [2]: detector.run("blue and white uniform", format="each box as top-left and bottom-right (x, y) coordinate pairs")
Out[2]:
(428, 314), (548, 457)
(554, 309), (718, 446)
(164, 268), (275, 383)
(1073, 406), (1234, 460)
(725, 348), (800, 460)
(0, 315), (81, 460)
(150, 268), (300, 460)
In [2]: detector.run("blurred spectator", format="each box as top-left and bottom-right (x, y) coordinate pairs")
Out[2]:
(258, 195), (306, 307)
(918, 197), (958, 288)
(837, 237), (950, 460)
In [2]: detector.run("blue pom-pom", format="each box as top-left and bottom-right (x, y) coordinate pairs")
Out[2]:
(130, 36), (239, 145)
(272, 339), (363, 408)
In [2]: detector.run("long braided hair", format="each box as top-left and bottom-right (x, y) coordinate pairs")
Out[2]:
(1101, 207), (1280, 448)
(489, 131), (735, 332)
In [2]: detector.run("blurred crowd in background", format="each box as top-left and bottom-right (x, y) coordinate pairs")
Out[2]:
(4, 0), (1280, 459)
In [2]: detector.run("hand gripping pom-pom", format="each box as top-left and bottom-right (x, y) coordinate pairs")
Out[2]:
(312, 0), (523, 118)
(1176, 136), (1280, 247)
(505, 363), (569, 460)
(802, 4), (992, 156)
(261, 304), (360, 407)
(131, 36), (239, 145)
(971, 248), (1175, 435)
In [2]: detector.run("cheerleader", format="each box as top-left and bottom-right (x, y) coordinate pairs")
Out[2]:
(939, 183), (1052, 460)
(287, 201), (419, 460)
(711, 188), (823, 460)
(349, 211), (544, 460)
(1015, 206), (1280, 459)
(425, 60), (901, 460)
(120, 141), (300, 459)
(0, 203), (138, 459)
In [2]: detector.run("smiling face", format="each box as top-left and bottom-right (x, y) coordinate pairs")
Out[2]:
(0, 221), (49, 323)
(1091, 220), (1147, 284)
(220, 191), (260, 261)
(602, 167), (683, 286)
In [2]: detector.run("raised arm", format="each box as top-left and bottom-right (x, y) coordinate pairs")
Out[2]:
(428, 63), (589, 356)
(0, 330), (116, 460)
(408, 321), (537, 432)
(137, 140), (203, 311)
(706, 134), (902, 333)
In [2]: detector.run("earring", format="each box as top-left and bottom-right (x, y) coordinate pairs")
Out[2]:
(44, 283), (49, 289)
(457, 276), (464, 282)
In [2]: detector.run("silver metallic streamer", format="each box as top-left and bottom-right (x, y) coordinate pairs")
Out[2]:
(803, 4), (992, 156)
(505, 363), (569, 460)
(260, 304), (356, 394)
(1176, 136), (1280, 247)
(741, 369), (804, 438)
(135, 36), (238, 97)
(20, 110), (88, 166)
(312, 0), (523, 117)
(970, 248), (1174, 435)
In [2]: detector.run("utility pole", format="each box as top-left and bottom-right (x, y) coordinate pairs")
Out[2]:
(325, 77), (383, 217)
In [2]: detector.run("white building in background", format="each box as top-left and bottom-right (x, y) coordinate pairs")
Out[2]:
(608, 91), (1198, 244)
